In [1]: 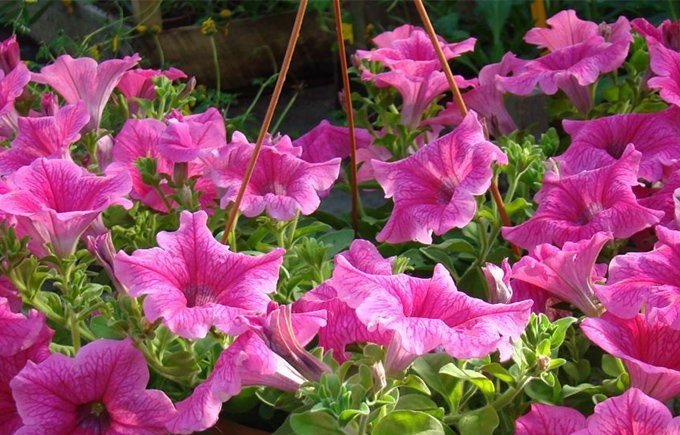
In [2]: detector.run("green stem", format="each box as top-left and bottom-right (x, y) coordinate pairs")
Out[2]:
(209, 35), (221, 104)
(153, 33), (165, 66)
(272, 90), (299, 133)
(69, 308), (81, 353)
(492, 376), (533, 411)
(286, 212), (300, 249)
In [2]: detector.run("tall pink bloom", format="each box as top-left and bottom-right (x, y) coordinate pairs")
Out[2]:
(0, 62), (30, 140)
(510, 232), (611, 317)
(0, 35), (20, 74)
(373, 111), (507, 244)
(355, 24), (476, 76)
(0, 158), (132, 258)
(515, 403), (586, 435)
(503, 146), (662, 250)
(11, 338), (175, 435)
(210, 134), (341, 221)
(157, 108), (226, 163)
(0, 299), (52, 435)
(582, 310), (680, 401)
(294, 240), (395, 362)
(516, 389), (680, 435)
(596, 226), (680, 318)
(114, 211), (284, 339)
(32, 54), (140, 131)
(555, 107), (680, 181)
(167, 331), (306, 434)
(499, 12), (631, 113)
(332, 255), (532, 372)
(426, 52), (520, 136)
(0, 102), (90, 175)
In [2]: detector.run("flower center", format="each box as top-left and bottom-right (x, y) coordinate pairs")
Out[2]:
(76, 401), (110, 434)
(435, 177), (458, 205)
(605, 143), (626, 159)
(262, 182), (287, 196)
(184, 284), (218, 307)
(577, 202), (604, 224)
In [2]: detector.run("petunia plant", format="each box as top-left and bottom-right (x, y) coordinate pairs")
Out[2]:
(3, 3), (680, 434)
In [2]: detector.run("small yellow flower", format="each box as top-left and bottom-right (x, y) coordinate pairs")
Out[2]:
(341, 22), (353, 45)
(24, 0), (38, 3)
(111, 34), (119, 52)
(88, 45), (101, 60)
(151, 24), (161, 35)
(135, 24), (148, 34)
(200, 17), (217, 36)
(219, 9), (231, 18)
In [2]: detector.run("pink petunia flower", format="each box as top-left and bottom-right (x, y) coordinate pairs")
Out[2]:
(426, 52), (520, 137)
(293, 240), (395, 362)
(362, 68), (474, 129)
(0, 35), (20, 74)
(0, 62), (30, 140)
(515, 403), (586, 435)
(503, 146), (662, 250)
(10, 338), (175, 434)
(632, 17), (680, 52)
(0, 158), (132, 258)
(117, 67), (186, 113)
(209, 133), (341, 221)
(0, 102), (90, 175)
(0, 299), (52, 435)
(596, 226), (680, 318)
(555, 107), (680, 181)
(646, 40), (680, 108)
(582, 310), (680, 401)
(510, 232), (611, 317)
(373, 111), (508, 244)
(498, 12), (631, 114)
(331, 255), (532, 372)
(638, 161), (680, 229)
(355, 24), (476, 77)
(157, 108), (226, 163)
(0, 277), (21, 313)
(32, 54), (140, 131)
(167, 331), (306, 434)
(114, 210), (284, 339)
(516, 389), (680, 435)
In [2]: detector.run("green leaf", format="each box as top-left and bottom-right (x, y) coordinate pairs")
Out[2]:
(317, 229), (355, 258)
(395, 395), (445, 420)
(601, 354), (625, 378)
(440, 363), (495, 400)
(481, 363), (514, 384)
(457, 405), (499, 435)
(401, 374), (431, 395)
(372, 410), (446, 435)
(289, 411), (345, 435)
(549, 317), (578, 349)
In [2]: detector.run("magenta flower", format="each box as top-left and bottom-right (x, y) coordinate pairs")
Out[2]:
(294, 119), (373, 163)
(427, 52), (520, 136)
(355, 24), (476, 76)
(575, 388), (680, 435)
(373, 111), (508, 244)
(0, 277), (21, 313)
(0, 158), (132, 258)
(167, 331), (306, 434)
(515, 403), (586, 435)
(117, 67), (186, 100)
(0, 35), (20, 74)
(210, 135), (341, 221)
(157, 108), (226, 163)
(646, 40), (680, 108)
(32, 54), (140, 131)
(363, 68), (474, 129)
(503, 146), (662, 250)
(0, 299), (52, 435)
(0, 62), (30, 140)
(516, 389), (680, 435)
(114, 210), (284, 339)
(510, 232), (611, 317)
(582, 310), (680, 401)
(596, 226), (680, 318)
(331, 255), (532, 372)
(555, 107), (680, 181)
(11, 338), (175, 434)
(632, 18), (680, 52)
(498, 13), (631, 113)
(638, 161), (680, 228)
(294, 240), (395, 362)
(0, 102), (90, 175)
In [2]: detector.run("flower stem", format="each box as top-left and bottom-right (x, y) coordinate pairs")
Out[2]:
(221, 0), (308, 244)
(209, 35), (221, 104)
(333, 0), (360, 233)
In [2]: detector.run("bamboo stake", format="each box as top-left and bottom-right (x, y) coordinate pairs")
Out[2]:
(413, 0), (521, 257)
(333, 0), (360, 232)
(221, 0), (308, 244)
